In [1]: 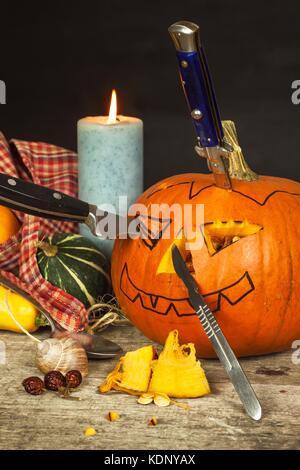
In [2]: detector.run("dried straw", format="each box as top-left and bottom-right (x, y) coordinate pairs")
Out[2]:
(86, 294), (129, 333)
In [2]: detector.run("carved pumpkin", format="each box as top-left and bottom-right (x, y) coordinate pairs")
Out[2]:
(112, 122), (300, 357)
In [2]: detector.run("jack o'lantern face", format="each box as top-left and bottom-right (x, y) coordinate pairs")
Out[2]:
(120, 220), (261, 316)
(112, 172), (300, 358)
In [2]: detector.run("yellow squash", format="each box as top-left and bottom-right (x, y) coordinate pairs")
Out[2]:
(0, 286), (39, 333)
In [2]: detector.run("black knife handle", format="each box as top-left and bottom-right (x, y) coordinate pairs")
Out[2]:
(0, 173), (90, 222)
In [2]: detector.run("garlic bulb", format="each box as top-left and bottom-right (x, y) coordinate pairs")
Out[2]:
(36, 337), (88, 377)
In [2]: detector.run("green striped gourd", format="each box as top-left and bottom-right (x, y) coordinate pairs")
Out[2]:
(37, 234), (110, 308)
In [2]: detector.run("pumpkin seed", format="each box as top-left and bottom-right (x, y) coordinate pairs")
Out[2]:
(154, 393), (171, 407)
(138, 393), (154, 405)
(148, 416), (158, 426)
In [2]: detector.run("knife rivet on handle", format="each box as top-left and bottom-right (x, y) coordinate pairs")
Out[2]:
(53, 192), (62, 200)
(191, 109), (203, 120)
(8, 178), (17, 186)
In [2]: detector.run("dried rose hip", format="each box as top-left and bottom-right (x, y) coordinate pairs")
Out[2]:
(44, 370), (67, 391)
(22, 376), (45, 395)
(65, 370), (82, 388)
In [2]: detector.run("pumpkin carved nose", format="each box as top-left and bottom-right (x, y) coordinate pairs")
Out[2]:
(156, 233), (189, 275)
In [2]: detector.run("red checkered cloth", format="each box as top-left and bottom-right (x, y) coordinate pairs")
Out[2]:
(0, 132), (88, 332)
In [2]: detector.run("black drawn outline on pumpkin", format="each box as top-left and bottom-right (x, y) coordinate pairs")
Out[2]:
(145, 181), (203, 199)
(138, 214), (173, 251)
(119, 263), (255, 317)
(146, 181), (300, 205)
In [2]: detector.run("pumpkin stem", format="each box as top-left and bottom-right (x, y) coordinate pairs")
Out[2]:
(222, 120), (258, 182)
(37, 241), (58, 257)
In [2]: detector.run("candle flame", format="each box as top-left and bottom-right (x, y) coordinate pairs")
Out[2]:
(107, 89), (117, 124)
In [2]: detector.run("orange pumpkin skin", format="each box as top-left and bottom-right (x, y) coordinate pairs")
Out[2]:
(112, 172), (300, 357)
(0, 205), (20, 244)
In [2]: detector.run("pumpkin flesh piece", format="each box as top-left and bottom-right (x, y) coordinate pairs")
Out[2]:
(99, 345), (155, 394)
(148, 330), (210, 398)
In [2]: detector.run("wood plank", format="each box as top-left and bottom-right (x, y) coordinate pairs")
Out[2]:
(0, 325), (299, 450)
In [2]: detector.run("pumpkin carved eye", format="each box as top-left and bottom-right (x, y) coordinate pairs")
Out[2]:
(203, 220), (263, 256)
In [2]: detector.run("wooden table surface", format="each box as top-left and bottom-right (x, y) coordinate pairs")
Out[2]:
(0, 324), (299, 450)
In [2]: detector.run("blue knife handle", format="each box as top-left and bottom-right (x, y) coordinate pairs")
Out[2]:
(176, 49), (223, 148)
(169, 21), (224, 148)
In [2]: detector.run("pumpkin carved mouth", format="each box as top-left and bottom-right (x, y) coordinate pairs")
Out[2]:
(120, 263), (255, 316)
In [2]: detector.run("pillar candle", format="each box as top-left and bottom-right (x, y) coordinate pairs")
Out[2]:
(77, 92), (143, 258)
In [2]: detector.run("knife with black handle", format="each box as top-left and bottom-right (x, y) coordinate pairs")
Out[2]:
(172, 245), (262, 421)
(0, 172), (134, 239)
(168, 21), (232, 189)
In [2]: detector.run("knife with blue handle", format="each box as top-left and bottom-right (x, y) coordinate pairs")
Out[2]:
(168, 21), (232, 189)
(171, 245), (262, 421)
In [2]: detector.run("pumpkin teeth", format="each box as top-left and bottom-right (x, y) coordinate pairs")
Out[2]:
(120, 264), (195, 316)
(120, 263), (254, 316)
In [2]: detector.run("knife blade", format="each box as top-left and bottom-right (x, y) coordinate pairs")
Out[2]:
(168, 21), (232, 189)
(171, 245), (262, 421)
(0, 172), (138, 239)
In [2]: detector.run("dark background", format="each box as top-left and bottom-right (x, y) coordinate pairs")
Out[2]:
(1, 0), (300, 187)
